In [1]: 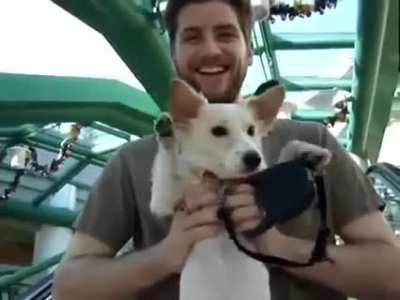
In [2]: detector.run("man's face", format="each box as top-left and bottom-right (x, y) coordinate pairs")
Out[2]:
(172, 1), (253, 103)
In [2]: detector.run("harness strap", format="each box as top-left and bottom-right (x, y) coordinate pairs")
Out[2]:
(217, 174), (333, 268)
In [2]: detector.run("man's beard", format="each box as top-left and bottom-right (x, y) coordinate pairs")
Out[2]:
(176, 65), (247, 103)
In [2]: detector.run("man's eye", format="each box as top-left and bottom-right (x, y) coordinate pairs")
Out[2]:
(211, 126), (229, 137)
(219, 32), (236, 41)
(183, 35), (199, 43)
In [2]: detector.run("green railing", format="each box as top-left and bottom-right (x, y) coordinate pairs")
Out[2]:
(0, 253), (63, 299)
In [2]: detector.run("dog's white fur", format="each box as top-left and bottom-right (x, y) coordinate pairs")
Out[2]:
(151, 80), (283, 216)
(150, 80), (331, 300)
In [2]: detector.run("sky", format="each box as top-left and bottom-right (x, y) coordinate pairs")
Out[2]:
(0, 0), (144, 89)
(0, 0), (357, 99)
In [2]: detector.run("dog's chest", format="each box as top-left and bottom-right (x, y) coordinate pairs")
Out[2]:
(180, 234), (270, 300)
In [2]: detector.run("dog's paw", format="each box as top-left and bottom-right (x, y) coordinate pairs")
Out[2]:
(278, 140), (332, 172)
(154, 113), (175, 149)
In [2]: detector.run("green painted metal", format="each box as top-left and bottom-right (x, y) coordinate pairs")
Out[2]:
(26, 132), (109, 167)
(258, 20), (281, 79)
(90, 122), (132, 141)
(0, 267), (22, 277)
(271, 32), (355, 50)
(25, 140), (104, 168)
(0, 253), (63, 289)
(281, 77), (352, 91)
(0, 200), (77, 228)
(32, 159), (91, 206)
(252, 30), (270, 80)
(350, 0), (399, 161)
(291, 109), (334, 122)
(0, 178), (43, 194)
(51, 0), (176, 111)
(0, 125), (42, 139)
(0, 163), (91, 195)
(0, 73), (159, 136)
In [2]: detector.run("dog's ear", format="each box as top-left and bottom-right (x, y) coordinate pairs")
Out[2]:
(248, 85), (285, 135)
(249, 84), (285, 122)
(169, 79), (206, 125)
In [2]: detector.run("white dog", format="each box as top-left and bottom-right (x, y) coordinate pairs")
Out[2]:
(150, 79), (331, 300)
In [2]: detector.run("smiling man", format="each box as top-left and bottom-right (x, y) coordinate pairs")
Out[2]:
(170, 0), (253, 102)
(52, 0), (400, 299)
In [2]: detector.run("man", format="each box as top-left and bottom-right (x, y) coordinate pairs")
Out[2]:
(52, 0), (400, 299)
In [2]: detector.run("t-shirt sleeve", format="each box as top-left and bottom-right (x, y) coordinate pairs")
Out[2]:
(321, 125), (381, 229)
(74, 149), (136, 251)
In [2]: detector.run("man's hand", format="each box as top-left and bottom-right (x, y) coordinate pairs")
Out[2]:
(224, 183), (291, 256)
(225, 183), (264, 232)
(160, 179), (224, 274)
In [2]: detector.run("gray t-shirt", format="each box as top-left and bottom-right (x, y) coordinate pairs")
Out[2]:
(76, 119), (380, 300)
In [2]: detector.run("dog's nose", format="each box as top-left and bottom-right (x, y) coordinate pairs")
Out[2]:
(242, 151), (261, 171)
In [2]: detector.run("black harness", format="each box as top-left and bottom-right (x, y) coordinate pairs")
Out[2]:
(217, 160), (334, 267)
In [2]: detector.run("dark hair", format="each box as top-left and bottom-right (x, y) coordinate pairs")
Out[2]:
(165, 0), (254, 47)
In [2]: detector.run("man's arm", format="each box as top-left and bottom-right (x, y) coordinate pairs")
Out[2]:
(225, 183), (400, 298)
(53, 179), (224, 300)
(52, 232), (175, 300)
(261, 211), (400, 299)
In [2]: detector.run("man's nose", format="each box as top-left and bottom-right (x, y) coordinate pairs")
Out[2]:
(201, 35), (223, 57)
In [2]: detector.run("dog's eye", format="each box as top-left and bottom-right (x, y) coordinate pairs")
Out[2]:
(211, 126), (228, 137)
(247, 125), (255, 136)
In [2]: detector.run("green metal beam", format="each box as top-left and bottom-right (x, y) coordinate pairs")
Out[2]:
(51, 0), (176, 111)
(281, 77), (352, 91)
(0, 125), (43, 139)
(0, 178), (43, 194)
(291, 109), (334, 122)
(0, 73), (159, 136)
(90, 122), (132, 141)
(26, 132), (112, 163)
(0, 253), (63, 289)
(350, 0), (399, 161)
(1, 162), (92, 196)
(270, 32), (355, 50)
(32, 159), (91, 206)
(0, 267), (22, 277)
(26, 134), (107, 168)
(258, 20), (281, 79)
(0, 200), (77, 228)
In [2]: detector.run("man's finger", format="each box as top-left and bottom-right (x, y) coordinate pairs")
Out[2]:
(229, 183), (254, 194)
(236, 219), (261, 232)
(183, 206), (222, 230)
(230, 205), (263, 223)
(225, 193), (255, 209)
(185, 191), (219, 213)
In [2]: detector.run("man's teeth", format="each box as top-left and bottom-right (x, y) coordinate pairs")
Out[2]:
(198, 67), (226, 74)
